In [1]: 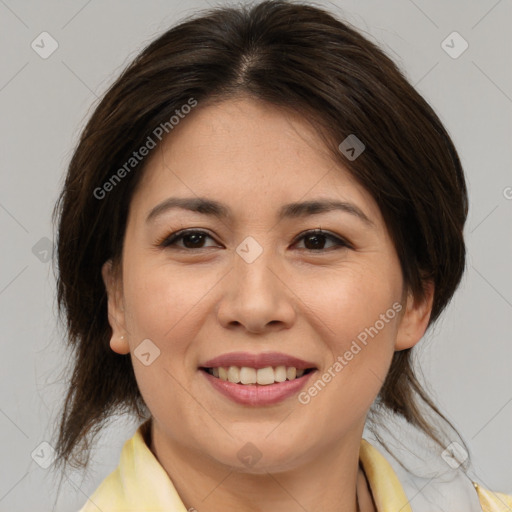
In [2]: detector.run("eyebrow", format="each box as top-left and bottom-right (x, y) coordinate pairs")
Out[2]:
(146, 197), (374, 226)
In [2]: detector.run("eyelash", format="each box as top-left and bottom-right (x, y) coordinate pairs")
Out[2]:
(156, 228), (353, 252)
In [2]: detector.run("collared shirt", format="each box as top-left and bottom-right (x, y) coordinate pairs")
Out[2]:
(78, 421), (511, 512)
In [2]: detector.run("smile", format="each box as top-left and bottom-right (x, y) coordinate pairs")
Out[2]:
(201, 366), (314, 385)
(200, 366), (317, 406)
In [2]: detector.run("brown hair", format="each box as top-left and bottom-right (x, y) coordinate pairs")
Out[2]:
(53, 0), (469, 474)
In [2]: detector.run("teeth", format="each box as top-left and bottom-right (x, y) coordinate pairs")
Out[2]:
(286, 367), (297, 380)
(227, 366), (240, 383)
(208, 365), (310, 385)
(257, 367), (275, 385)
(274, 366), (287, 382)
(240, 367), (256, 384)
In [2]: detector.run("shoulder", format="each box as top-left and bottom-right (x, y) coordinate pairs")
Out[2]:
(360, 437), (511, 512)
(474, 482), (512, 512)
(76, 419), (187, 511)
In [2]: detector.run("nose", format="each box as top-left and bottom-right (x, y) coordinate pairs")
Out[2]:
(216, 246), (297, 334)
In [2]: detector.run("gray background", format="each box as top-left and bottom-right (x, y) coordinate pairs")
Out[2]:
(0, 0), (511, 510)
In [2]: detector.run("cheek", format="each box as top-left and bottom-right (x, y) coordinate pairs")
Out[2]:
(297, 259), (402, 337)
(295, 262), (402, 401)
(121, 259), (212, 341)
(119, 261), (206, 417)
(119, 260), (221, 403)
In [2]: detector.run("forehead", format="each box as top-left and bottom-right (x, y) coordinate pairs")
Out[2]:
(130, 97), (382, 225)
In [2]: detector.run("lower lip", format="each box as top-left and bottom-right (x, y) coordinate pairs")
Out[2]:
(200, 369), (316, 406)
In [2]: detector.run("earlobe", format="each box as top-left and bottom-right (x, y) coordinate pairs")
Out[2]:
(101, 259), (130, 355)
(110, 335), (130, 355)
(395, 281), (434, 351)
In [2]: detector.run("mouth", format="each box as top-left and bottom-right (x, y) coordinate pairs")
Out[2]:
(198, 352), (318, 405)
(199, 366), (317, 385)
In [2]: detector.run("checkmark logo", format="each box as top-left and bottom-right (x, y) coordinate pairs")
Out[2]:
(134, 339), (161, 366)
(31, 31), (58, 59)
(31, 441), (56, 469)
(237, 442), (262, 467)
(441, 441), (468, 469)
(31, 236), (53, 263)
(236, 236), (263, 263)
(338, 134), (365, 161)
(441, 31), (468, 59)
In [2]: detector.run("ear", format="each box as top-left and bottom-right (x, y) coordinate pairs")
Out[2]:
(101, 259), (130, 355)
(395, 281), (434, 351)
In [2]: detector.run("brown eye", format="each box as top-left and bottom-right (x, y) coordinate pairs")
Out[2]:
(159, 230), (219, 249)
(293, 229), (351, 251)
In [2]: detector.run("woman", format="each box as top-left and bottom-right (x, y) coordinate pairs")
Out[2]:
(52, 1), (511, 510)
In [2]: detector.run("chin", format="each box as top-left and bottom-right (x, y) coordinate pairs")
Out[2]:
(207, 433), (313, 474)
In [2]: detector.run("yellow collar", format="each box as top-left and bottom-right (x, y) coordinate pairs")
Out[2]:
(359, 438), (412, 511)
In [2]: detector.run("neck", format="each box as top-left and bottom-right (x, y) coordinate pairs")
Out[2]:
(148, 419), (373, 512)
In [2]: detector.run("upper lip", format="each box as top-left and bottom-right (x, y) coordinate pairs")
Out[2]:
(199, 351), (317, 370)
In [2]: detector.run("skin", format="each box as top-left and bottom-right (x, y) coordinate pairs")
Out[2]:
(102, 96), (434, 512)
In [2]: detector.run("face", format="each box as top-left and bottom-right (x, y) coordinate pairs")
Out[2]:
(103, 96), (432, 472)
